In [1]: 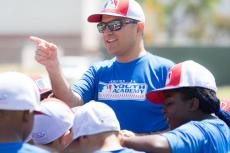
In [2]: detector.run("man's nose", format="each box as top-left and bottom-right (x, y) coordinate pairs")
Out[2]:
(103, 26), (113, 34)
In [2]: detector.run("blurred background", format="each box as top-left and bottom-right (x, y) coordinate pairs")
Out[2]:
(0, 0), (229, 99)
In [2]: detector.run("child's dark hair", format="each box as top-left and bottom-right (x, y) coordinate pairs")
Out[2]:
(174, 87), (230, 127)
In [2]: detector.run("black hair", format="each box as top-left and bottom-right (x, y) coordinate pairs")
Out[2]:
(174, 87), (230, 127)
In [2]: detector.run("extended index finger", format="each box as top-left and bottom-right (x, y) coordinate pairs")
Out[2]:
(29, 36), (49, 46)
(30, 36), (57, 51)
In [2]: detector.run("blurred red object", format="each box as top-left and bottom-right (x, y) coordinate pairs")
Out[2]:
(220, 99), (230, 112)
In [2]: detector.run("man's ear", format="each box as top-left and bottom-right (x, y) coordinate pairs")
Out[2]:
(137, 22), (144, 32)
(189, 98), (200, 111)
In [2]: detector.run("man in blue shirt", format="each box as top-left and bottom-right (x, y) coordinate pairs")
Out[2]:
(0, 72), (50, 153)
(30, 0), (174, 133)
(122, 60), (230, 153)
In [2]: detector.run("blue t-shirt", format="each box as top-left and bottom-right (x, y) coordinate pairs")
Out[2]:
(0, 141), (50, 153)
(162, 119), (230, 153)
(72, 52), (174, 133)
(94, 147), (145, 153)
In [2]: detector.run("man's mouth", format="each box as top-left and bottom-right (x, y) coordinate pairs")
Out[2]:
(106, 38), (117, 43)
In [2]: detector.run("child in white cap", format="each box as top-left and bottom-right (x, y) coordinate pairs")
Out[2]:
(31, 97), (74, 152)
(0, 72), (50, 153)
(64, 101), (145, 153)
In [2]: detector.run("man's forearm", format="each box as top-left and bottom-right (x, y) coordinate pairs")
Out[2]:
(47, 65), (83, 107)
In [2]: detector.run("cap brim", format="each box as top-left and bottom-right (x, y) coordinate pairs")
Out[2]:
(34, 104), (50, 116)
(146, 86), (182, 104)
(88, 12), (125, 22)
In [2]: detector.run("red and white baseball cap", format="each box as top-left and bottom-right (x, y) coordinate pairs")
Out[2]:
(147, 60), (217, 104)
(88, 0), (145, 23)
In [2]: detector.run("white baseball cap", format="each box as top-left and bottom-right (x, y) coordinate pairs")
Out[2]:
(72, 101), (120, 140)
(0, 72), (44, 112)
(147, 60), (217, 104)
(88, 0), (145, 23)
(31, 98), (74, 144)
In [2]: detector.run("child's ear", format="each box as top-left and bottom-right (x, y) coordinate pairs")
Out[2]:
(59, 129), (72, 146)
(189, 98), (200, 111)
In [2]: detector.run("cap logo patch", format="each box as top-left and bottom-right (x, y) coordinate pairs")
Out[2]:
(166, 63), (182, 87)
(103, 0), (129, 15)
(104, 0), (119, 9)
(32, 131), (47, 139)
(36, 79), (45, 89)
(166, 71), (172, 85)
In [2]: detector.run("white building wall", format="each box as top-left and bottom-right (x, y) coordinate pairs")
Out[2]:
(81, 0), (102, 52)
(0, 0), (106, 63)
(0, 0), (82, 34)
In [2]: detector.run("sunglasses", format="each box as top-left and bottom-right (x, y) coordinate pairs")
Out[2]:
(97, 19), (138, 33)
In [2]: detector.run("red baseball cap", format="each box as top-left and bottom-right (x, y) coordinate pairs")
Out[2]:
(220, 99), (230, 112)
(88, 0), (145, 23)
(147, 60), (217, 104)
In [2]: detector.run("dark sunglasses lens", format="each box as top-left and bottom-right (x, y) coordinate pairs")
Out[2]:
(108, 21), (122, 31)
(97, 21), (123, 33)
(97, 23), (106, 33)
